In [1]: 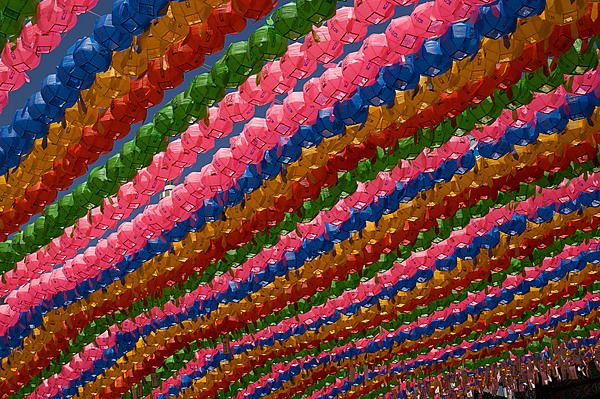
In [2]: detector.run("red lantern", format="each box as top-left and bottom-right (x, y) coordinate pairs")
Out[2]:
(96, 109), (131, 141)
(110, 95), (147, 125)
(165, 40), (206, 72)
(189, 23), (225, 55)
(129, 77), (164, 109)
(147, 58), (185, 90)
(208, 3), (247, 35)
(232, 0), (276, 20)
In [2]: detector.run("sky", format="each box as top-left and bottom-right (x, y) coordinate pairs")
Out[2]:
(0, 0), (412, 249)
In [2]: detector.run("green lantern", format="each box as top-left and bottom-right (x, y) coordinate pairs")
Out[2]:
(72, 183), (102, 211)
(88, 166), (119, 197)
(493, 80), (533, 110)
(525, 62), (565, 93)
(120, 141), (153, 170)
(58, 194), (81, 225)
(271, 3), (313, 41)
(557, 38), (599, 75)
(106, 155), (137, 184)
(222, 41), (263, 78)
(171, 92), (207, 124)
(296, 0), (336, 25)
(153, 104), (188, 137)
(469, 96), (501, 125)
(134, 124), (168, 154)
(188, 73), (226, 107)
(248, 25), (288, 62)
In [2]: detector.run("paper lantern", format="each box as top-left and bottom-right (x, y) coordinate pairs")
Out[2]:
(1, 39), (41, 72)
(385, 16), (425, 56)
(411, 2), (450, 39)
(208, 3), (246, 35)
(129, 77), (164, 109)
(72, 37), (112, 74)
(354, 0), (394, 25)
(232, 0), (275, 20)
(280, 43), (317, 80)
(93, 14), (133, 51)
(239, 76), (276, 106)
(260, 61), (296, 95)
(20, 24), (61, 54)
(301, 26), (343, 64)
(327, 7), (368, 44)
(165, 40), (206, 73)
(219, 92), (255, 123)
(474, 3), (517, 39)
(147, 58), (184, 90)
(37, 0), (77, 34)
(112, 0), (153, 35)
(413, 39), (453, 77)
(296, 0), (337, 25)
(271, 3), (312, 41)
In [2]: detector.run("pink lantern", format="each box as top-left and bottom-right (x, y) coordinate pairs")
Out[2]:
(327, 7), (368, 44)
(87, 206), (117, 232)
(283, 91), (318, 124)
(434, 0), (477, 22)
(436, 136), (470, 159)
(259, 61), (296, 95)
(266, 104), (299, 137)
(48, 238), (72, 261)
(354, 0), (395, 24)
(498, 107), (535, 128)
(181, 124), (216, 154)
(117, 183), (149, 209)
(200, 163), (234, 193)
(133, 213), (155, 240)
(303, 77), (335, 108)
(218, 92), (255, 122)
(411, 3), (450, 39)
(279, 43), (317, 80)
(242, 119), (280, 150)
(0, 65), (27, 91)
(2, 42), (41, 72)
(158, 196), (190, 222)
(568, 69), (600, 95)
(530, 89), (566, 114)
(0, 90), (6, 110)
(117, 221), (146, 249)
(341, 53), (379, 87)
(61, 227), (88, 250)
(37, 0), (77, 34)
(319, 68), (357, 102)
(198, 110), (234, 139)
(345, 182), (373, 210)
(370, 173), (396, 196)
(6, 288), (36, 312)
(360, 33), (395, 66)
(471, 122), (505, 143)
(239, 75), (276, 106)
(146, 204), (175, 231)
(385, 16), (425, 56)
(183, 172), (210, 201)
(102, 197), (129, 221)
(134, 168), (166, 196)
(147, 152), (181, 182)
(166, 140), (196, 168)
(213, 148), (245, 178)
(93, 241), (117, 268)
(298, 215), (325, 239)
(231, 134), (264, 165)
(56, 0), (99, 13)
(301, 27), (344, 64)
